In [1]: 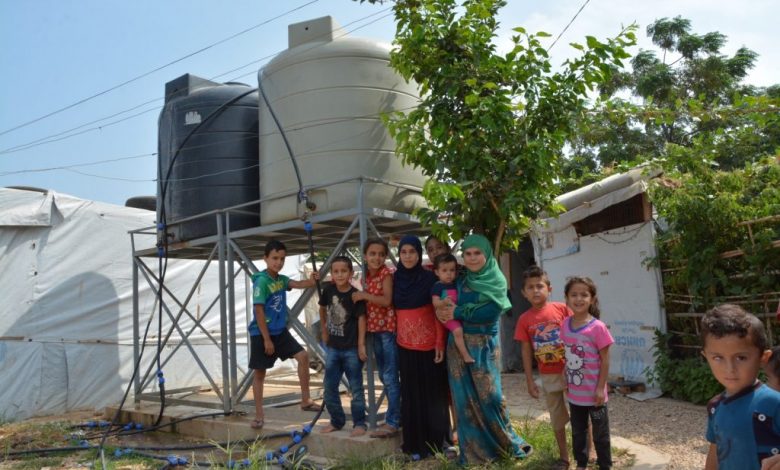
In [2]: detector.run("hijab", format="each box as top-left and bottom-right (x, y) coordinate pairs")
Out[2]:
(393, 235), (437, 309)
(461, 234), (512, 312)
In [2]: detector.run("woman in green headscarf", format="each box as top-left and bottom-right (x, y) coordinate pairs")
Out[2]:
(437, 234), (532, 464)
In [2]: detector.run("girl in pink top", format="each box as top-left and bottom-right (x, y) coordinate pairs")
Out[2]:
(561, 276), (614, 470)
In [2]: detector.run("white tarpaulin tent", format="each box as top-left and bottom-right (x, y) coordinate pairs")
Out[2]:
(0, 188), (302, 421)
(531, 167), (666, 381)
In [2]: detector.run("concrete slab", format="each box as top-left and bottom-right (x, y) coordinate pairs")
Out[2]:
(612, 436), (671, 470)
(106, 373), (398, 463)
(108, 372), (671, 469)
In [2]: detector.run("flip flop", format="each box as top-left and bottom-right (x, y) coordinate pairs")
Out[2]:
(300, 402), (323, 412)
(250, 418), (264, 429)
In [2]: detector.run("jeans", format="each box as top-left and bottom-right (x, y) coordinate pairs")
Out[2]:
(323, 346), (366, 429)
(570, 403), (612, 469)
(372, 331), (401, 429)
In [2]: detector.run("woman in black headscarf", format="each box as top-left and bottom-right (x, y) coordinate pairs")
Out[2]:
(393, 235), (451, 457)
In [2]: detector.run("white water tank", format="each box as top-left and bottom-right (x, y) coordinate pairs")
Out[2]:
(258, 16), (426, 225)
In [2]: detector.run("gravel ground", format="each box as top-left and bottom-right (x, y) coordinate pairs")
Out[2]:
(502, 373), (708, 470)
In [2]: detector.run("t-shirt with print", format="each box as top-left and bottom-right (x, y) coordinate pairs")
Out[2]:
(318, 283), (367, 350)
(514, 302), (572, 374)
(561, 316), (614, 406)
(251, 270), (290, 336)
(364, 265), (396, 333)
(706, 381), (780, 469)
(431, 281), (458, 304)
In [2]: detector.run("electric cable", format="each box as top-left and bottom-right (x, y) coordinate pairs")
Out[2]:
(93, 88), (259, 469)
(0, 6), (393, 157)
(548, 0), (592, 51)
(0, 101), (419, 179)
(214, 8), (393, 83)
(258, 68), (322, 298)
(0, 152), (156, 177)
(94, 287), (174, 466)
(0, 1), (320, 138)
(13, 10), (396, 465)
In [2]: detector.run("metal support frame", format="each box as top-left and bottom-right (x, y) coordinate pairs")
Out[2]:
(130, 178), (428, 426)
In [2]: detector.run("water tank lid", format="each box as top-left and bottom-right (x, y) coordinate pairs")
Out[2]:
(288, 16), (345, 48)
(165, 74), (220, 103)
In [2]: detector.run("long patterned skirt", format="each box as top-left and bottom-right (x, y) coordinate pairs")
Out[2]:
(447, 332), (531, 464)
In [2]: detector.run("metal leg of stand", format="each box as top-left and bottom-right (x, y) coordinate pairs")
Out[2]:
(217, 214), (231, 412)
(132, 253), (141, 404)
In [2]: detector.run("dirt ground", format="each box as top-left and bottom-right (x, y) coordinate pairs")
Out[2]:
(502, 373), (708, 470)
(0, 410), (223, 469)
(3, 376), (709, 470)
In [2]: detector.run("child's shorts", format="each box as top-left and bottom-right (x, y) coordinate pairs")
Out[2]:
(249, 329), (304, 370)
(541, 373), (570, 431)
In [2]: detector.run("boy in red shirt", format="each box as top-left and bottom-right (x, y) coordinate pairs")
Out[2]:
(514, 266), (573, 469)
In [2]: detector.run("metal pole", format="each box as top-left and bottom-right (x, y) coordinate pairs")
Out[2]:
(217, 213), (231, 412)
(358, 179), (378, 429)
(227, 228), (239, 403)
(132, 238), (141, 405)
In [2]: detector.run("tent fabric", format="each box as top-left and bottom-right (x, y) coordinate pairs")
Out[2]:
(0, 188), (253, 421)
(536, 180), (649, 233)
(529, 169), (666, 382)
(0, 189), (57, 226)
(535, 165), (661, 233)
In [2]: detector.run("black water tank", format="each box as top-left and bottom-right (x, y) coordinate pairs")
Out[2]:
(125, 196), (156, 211)
(157, 74), (259, 241)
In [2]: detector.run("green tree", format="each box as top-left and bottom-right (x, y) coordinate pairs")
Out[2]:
(384, 0), (635, 253)
(565, 16), (779, 181)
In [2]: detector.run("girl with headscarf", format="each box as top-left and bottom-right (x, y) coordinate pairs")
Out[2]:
(393, 235), (451, 458)
(437, 234), (532, 464)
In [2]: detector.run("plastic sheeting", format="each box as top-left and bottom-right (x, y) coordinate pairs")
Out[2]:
(530, 169), (665, 382)
(0, 188), (256, 420)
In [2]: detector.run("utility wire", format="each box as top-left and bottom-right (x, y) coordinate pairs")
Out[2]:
(0, 153), (156, 177)
(548, 0), (592, 51)
(0, 98), (163, 155)
(0, 106), (161, 155)
(0, 6), (394, 157)
(0, 103), (418, 182)
(0, 0), (320, 138)
(213, 7), (394, 82)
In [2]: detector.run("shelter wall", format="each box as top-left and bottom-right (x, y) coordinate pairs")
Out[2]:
(535, 222), (665, 381)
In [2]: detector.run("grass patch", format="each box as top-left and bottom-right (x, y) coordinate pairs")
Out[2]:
(331, 416), (635, 469)
(2, 416), (635, 469)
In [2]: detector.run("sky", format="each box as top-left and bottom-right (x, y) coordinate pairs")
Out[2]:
(1, 0), (777, 206)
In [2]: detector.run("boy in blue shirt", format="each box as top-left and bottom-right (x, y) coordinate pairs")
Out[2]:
(701, 304), (780, 470)
(249, 240), (320, 429)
